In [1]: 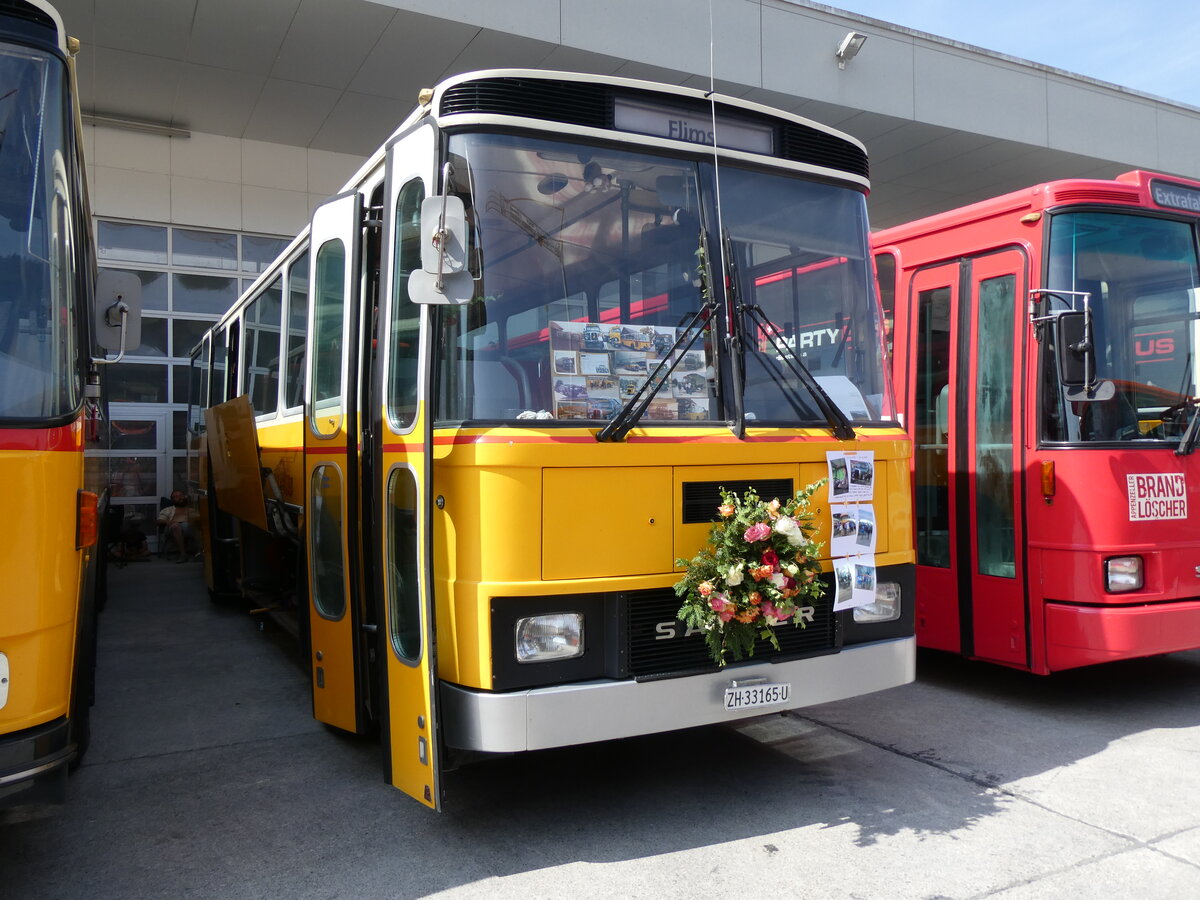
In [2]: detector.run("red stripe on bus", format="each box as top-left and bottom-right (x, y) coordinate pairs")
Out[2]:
(0, 421), (83, 451)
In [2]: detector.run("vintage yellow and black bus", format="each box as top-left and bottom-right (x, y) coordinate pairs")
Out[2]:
(191, 70), (915, 809)
(0, 0), (139, 820)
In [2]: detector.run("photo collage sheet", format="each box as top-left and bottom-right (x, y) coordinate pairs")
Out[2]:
(827, 449), (878, 612)
(549, 320), (710, 421)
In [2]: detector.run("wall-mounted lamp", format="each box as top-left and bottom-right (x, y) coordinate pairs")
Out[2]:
(835, 31), (867, 69)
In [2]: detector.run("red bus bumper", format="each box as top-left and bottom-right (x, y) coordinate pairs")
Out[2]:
(1045, 600), (1200, 671)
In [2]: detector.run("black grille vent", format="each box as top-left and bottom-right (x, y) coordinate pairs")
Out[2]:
(781, 123), (869, 180)
(439, 77), (869, 181)
(440, 77), (612, 130)
(624, 587), (838, 678)
(681, 478), (794, 524)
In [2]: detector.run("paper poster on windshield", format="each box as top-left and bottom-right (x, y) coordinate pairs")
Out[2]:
(830, 503), (876, 556)
(549, 320), (710, 421)
(827, 450), (874, 501)
(833, 554), (877, 612)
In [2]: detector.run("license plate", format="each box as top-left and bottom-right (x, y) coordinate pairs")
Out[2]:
(723, 682), (791, 711)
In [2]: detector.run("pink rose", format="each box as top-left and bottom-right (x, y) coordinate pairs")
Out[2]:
(743, 522), (771, 543)
(761, 600), (792, 623)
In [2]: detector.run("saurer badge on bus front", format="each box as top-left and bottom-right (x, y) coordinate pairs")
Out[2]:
(1127, 473), (1187, 521)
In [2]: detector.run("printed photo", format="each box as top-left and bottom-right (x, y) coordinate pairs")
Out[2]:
(830, 457), (849, 496)
(613, 351), (648, 375)
(647, 327), (676, 359)
(619, 376), (642, 397)
(555, 400), (589, 420)
(644, 398), (678, 420)
(677, 397), (710, 420)
(671, 372), (708, 396)
(675, 350), (706, 373)
(550, 320), (586, 351)
(586, 375), (619, 398)
(553, 350), (578, 375)
(850, 459), (874, 488)
(854, 563), (875, 592)
(835, 561), (854, 605)
(588, 398), (621, 420)
(856, 507), (876, 548)
(578, 352), (611, 375)
(832, 510), (857, 538)
(552, 377), (588, 402)
(581, 322), (609, 352)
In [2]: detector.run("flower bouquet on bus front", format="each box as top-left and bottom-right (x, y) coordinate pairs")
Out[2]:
(674, 483), (827, 667)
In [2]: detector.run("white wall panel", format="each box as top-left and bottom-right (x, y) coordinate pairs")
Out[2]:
(171, 176), (242, 230)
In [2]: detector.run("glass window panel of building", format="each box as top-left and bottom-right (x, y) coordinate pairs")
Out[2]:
(94, 220), (290, 526)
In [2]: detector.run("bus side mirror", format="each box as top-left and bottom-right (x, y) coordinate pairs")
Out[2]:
(94, 269), (142, 355)
(408, 194), (473, 305)
(1056, 310), (1114, 401)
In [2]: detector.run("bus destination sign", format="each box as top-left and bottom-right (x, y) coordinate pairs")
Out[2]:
(614, 97), (774, 156)
(1149, 179), (1200, 214)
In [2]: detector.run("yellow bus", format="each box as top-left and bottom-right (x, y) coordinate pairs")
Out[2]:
(191, 69), (915, 810)
(0, 0), (140, 820)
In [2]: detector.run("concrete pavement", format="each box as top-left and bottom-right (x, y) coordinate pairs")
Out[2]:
(2, 556), (1199, 898)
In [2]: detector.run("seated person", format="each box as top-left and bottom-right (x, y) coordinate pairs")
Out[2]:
(157, 490), (192, 562)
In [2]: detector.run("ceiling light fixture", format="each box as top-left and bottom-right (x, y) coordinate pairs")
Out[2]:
(82, 113), (191, 139)
(835, 31), (867, 69)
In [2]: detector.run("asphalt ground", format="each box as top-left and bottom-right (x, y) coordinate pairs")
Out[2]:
(3, 557), (1200, 898)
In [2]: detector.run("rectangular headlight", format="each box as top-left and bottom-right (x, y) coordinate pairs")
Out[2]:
(853, 581), (902, 624)
(515, 612), (584, 663)
(1105, 556), (1143, 593)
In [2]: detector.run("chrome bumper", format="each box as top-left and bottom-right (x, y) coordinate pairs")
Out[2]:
(441, 636), (915, 752)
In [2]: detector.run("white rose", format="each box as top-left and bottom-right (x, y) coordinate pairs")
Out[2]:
(783, 563), (799, 577)
(774, 516), (799, 537)
(786, 531), (805, 547)
(770, 572), (786, 588)
(726, 563), (744, 586)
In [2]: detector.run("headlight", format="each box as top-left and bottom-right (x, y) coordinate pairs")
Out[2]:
(1105, 556), (1143, 593)
(853, 581), (901, 624)
(515, 612), (584, 663)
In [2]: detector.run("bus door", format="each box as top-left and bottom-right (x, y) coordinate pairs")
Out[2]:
(305, 192), (366, 734)
(910, 252), (1027, 664)
(961, 249), (1027, 665)
(376, 125), (441, 808)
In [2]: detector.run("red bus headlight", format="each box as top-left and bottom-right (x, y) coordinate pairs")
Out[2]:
(1104, 556), (1143, 593)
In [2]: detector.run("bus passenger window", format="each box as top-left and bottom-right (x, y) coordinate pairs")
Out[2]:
(388, 180), (424, 431)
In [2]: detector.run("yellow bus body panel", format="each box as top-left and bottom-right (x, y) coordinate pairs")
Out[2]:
(410, 425), (913, 690)
(0, 446), (83, 733)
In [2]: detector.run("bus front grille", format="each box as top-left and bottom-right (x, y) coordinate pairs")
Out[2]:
(621, 586), (838, 679)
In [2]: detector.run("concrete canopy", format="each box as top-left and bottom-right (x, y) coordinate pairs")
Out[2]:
(54, 0), (1200, 228)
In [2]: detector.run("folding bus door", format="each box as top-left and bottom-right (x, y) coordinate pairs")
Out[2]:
(910, 263), (962, 652)
(305, 192), (367, 734)
(376, 124), (441, 809)
(962, 249), (1027, 665)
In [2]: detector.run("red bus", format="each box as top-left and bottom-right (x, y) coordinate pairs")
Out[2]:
(874, 169), (1200, 673)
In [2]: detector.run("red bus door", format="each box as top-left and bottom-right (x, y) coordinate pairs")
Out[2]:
(909, 251), (1028, 665)
(962, 249), (1027, 665)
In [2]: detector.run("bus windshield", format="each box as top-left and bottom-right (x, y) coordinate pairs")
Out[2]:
(1043, 210), (1200, 444)
(434, 131), (893, 426)
(0, 43), (76, 421)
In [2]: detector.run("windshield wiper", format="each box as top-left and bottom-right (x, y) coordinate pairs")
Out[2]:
(1175, 401), (1200, 456)
(740, 303), (857, 440)
(595, 301), (715, 442)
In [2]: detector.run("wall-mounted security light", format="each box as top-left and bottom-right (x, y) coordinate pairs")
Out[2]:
(835, 31), (867, 69)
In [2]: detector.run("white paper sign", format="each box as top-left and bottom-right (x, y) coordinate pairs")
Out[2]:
(827, 450), (874, 502)
(830, 503), (876, 556)
(1127, 473), (1187, 520)
(833, 554), (877, 612)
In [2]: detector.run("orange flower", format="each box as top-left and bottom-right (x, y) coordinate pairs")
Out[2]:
(736, 607), (760, 623)
(767, 498), (782, 519)
(718, 503), (735, 517)
(748, 591), (762, 605)
(698, 581), (714, 597)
